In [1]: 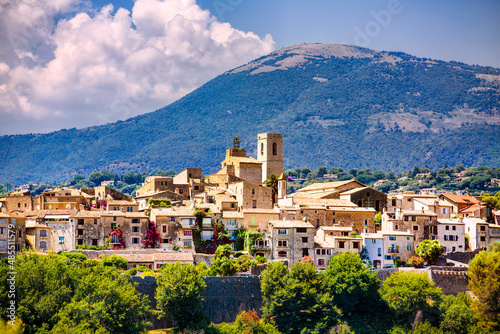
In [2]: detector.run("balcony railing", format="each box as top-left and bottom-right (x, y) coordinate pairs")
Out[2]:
(387, 247), (399, 253)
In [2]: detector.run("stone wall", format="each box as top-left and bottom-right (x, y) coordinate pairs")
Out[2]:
(429, 266), (469, 295)
(131, 275), (262, 329)
(203, 276), (262, 323)
(444, 249), (482, 265)
(376, 267), (469, 296)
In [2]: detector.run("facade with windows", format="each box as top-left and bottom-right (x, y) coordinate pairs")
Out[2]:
(268, 220), (315, 266)
(378, 231), (415, 268)
(464, 217), (489, 250)
(149, 206), (196, 252)
(0, 212), (26, 253)
(437, 219), (465, 253)
(361, 233), (384, 269)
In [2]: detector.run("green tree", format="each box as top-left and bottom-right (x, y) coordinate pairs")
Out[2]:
(440, 293), (476, 334)
(52, 271), (151, 333)
(324, 252), (380, 314)
(468, 250), (500, 331)
(155, 263), (208, 330)
(415, 240), (444, 265)
(261, 261), (340, 334)
(0, 253), (75, 333)
(411, 321), (441, 334)
(374, 212), (382, 224)
(216, 309), (281, 334)
(263, 174), (279, 205)
(482, 192), (500, 210)
(101, 254), (128, 270)
(208, 245), (237, 276)
(487, 241), (500, 253)
(380, 272), (442, 320)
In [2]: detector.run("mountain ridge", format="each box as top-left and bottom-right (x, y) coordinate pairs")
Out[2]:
(1, 43), (499, 184)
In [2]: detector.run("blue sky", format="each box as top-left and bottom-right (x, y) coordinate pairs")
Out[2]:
(0, 0), (498, 135)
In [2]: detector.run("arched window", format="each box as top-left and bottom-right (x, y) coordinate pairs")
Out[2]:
(261, 143), (264, 155)
(278, 251), (287, 258)
(273, 143), (277, 155)
(357, 200), (363, 207)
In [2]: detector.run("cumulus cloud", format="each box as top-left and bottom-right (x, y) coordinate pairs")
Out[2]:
(0, 0), (274, 134)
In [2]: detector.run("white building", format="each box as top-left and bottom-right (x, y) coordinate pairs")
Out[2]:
(362, 233), (384, 269)
(436, 218), (465, 253)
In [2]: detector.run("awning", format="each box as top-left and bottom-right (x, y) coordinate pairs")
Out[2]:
(44, 215), (70, 219)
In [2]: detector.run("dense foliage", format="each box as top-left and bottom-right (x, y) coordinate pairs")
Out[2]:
(1, 45), (500, 185)
(0, 252), (151, 334)
(415, 240), (445, 265)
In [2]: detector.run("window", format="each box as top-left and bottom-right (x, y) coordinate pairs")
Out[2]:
(411, 216), (416, 221)
(444, 235), (449, 241)
(110, 234), (120, 244)
(94, 219), (98, 225)
(452, 246), (456, 252)
(301, 237), (308, 243)
(357, 200), (362, 207)
(40, 229), (47, 238)
(338, 241), (345, 248)
(404, 216), (409, 221)
(184, 230), (192, 236)
(327, 249), (331, 255)
(353, 241), (359, 249)
(385, 255), (391, 260)
(127, 207), (133, 212)
(114, 207), (120, 211)
(18, 230), (21, 238)
(40, 241), (47, 249)
(278, 251), (287, 257)
(57, 236), (64, 244)
(480, 236), (486, 242)
(92, 239), (98, 246)
(132, 219), (140, 224)
(169, 217), (175, 222)
(389, 236), (396, 241)
(252, 188), (255, 195)
(78, 219), (84, 225)
(273, 142), (277, 155)
(445, 225), (449, 230)
(0, 241), (5, 248)
(365, 220), (368, 226)
(194, 185), (199, 191)
(442, 208), (447, 214)
(413, 225), (419, 231)
(407, 198), (412, 202)
(296, 228), (307, 233)
(0, 227), (4, 234)
(318, 259), (325, 266)
(78, 229), (84, 236)
(252, 200), (257, 209)
(395, 225), (398, 230)
(378, 248), (382, 256)
(162, 238), (169, 244)
(132, 226), (139, 233)
(0, 219), (5, 224)
(277, 229), (287, 235)
(113, 216), (117, 221)
(480, 226), (486, 231)
(407, 245), (412, 251)
(162, 225), (167, 233)
(179, 189), (183, 194)
(132, 238), (140, 244)
(316, 249), (321, 255)
(111, 223), (117, 230)
(184, 241), (192, 248)
(391, 199), (396, 206)
(261, 143), (264, 155)
(277, 240), (288, 247)
(372, 239), (376, 243)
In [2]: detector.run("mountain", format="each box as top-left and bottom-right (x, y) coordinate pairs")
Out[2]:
(1, 43), (499, 184)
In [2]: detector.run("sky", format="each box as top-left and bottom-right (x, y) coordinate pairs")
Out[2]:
(0, 0), (499, 135)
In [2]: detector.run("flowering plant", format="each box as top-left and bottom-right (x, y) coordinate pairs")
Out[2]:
(108, 227), (125, 249)
(142, 221), (160, 248)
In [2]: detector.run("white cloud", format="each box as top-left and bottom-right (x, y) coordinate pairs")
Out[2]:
(0, 0), (274, 134)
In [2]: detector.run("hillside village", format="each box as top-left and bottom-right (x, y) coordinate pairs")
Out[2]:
(1, 132), (499, 270)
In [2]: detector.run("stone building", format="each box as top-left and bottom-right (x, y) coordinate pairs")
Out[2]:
(24, 210), (78, 252)
(36, 188), (92, 211)
(464, 217), (489, 250)
(3, 190), (34, 214)
(267, 219), (315, 266)
(257, 132), (283, 183)
(382, 210), (438, 249)
(0, 212), (26, 253)
(149, 206), (197, 252)
(436, 218), (466, 253)
(100, 211), (149, 250)
(378, 231), (415, 268)
(314, 226), (362, 269)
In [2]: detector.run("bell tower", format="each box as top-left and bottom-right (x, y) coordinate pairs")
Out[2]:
(257, 132), (283, 183)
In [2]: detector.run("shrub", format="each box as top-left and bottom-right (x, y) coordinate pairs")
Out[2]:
(408, 255), (425, 268)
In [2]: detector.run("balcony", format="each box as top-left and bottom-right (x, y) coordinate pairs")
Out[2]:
(387, 247), (399, 254)
(254, 241), (269, 250)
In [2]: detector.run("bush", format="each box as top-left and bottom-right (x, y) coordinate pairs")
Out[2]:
(408, 255), (425, 268)
(60, 252), (87, 262)
(128, 267), (138, 276)
(255, 255), (268, 264)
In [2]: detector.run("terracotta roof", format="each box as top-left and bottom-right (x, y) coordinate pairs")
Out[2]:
(150, 206), (195, 217)
(296, 180), (359, 192)
(269, 220), (314, 228)
(75, 211), (102, 218)
(222, 211), (244, 219)
(402, 210), (438, 216)
(153, 252), (194, 262)
(458, 203), (485, 214)
(440, 193), (479, 204)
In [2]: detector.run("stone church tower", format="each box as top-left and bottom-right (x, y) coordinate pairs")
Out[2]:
(257, 133), (283, 183)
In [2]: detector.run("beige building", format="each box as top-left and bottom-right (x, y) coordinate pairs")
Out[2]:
(228, 181), (273, 211)
(257, 133), (284, 183)
(268, 220), (315, 266)
(36, 188), (92, 211)
(0, 212), (26, 253)
(437, 218), (465, 253)
(314, 226), (362, 269)
(3, 190), (34, 214)
(242, 208), (279, 232)
(379, 231), (415, 268)
(150, 206), (197, 252)
(464, 217), (490, 250)
(382, 210), (438, 249)
(100, 211), (149, 250)
(25, 210), (78, 252)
